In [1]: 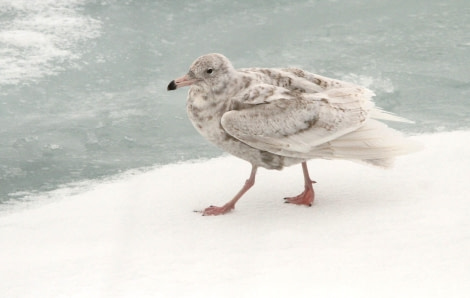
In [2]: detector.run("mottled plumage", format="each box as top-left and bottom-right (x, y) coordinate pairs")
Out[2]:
(167, 53), (418, 215)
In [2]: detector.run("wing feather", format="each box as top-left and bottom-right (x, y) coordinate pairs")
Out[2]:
(222, 84), (372, 158)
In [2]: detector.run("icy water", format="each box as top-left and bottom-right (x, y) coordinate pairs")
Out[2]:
(1, 0), (469, 203)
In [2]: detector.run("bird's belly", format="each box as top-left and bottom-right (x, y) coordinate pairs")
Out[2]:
(186, 97), (304, 169)
(188, 110), (303, 169)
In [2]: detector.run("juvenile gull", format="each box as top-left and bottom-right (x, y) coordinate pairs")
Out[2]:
(167, 53), (418, 216)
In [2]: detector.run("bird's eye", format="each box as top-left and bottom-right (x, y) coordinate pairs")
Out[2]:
(206, 68), (213, 74)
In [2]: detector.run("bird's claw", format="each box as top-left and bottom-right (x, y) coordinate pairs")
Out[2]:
(283, 198), (312, 207)
(283, 186), (315, 207)
(194, 204), (234, 216)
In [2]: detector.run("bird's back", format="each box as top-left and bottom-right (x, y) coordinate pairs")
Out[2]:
(222, 67), (419, 168)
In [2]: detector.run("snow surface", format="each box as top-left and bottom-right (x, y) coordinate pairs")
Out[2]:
(1, 131), (469, 297)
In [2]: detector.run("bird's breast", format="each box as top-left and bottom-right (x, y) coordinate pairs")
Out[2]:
(186, 94), (229, 143)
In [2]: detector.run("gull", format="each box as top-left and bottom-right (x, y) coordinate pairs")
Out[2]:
(167, 53), (417, 216)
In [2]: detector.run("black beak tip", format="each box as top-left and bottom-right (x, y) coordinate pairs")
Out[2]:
(167, 80), (177, 91)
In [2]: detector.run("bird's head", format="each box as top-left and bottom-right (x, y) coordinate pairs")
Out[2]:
(167, 53), (235, 93)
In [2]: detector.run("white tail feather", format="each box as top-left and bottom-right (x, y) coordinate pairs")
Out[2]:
(315, 119), (421, 168)
(370, 108), (415, 123)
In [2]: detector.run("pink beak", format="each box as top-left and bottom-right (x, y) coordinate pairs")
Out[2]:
(167, 74), (198, 91)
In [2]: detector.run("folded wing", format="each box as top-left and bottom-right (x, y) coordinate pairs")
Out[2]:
(221, 83), (417, 165)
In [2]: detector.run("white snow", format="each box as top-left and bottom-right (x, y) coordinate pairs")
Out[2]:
(1, 131), (469, 297)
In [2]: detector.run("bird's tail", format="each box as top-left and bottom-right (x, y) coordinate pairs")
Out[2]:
(315, 119), (421, 168)
(370, 107), (415, 124)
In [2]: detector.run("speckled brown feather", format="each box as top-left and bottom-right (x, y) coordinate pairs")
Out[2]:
(181, 53), (416, 170)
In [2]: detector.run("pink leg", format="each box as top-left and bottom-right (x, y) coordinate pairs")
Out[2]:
(284, 162), (316, 206)
(201, 166), (258, 216)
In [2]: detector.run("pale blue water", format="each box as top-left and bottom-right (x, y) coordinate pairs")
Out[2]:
(1, 0), (469, 203)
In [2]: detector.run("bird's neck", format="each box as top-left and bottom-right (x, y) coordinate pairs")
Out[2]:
(211, 71), (243, 98)
(187, 86), (229, 118)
